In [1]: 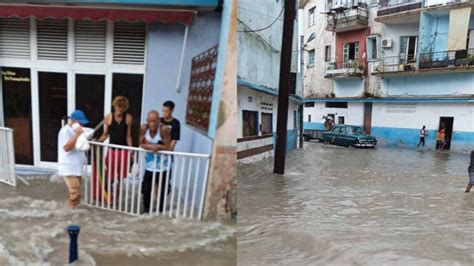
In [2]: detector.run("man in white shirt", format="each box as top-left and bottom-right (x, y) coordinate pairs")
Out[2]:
(58, 110), (89, 208)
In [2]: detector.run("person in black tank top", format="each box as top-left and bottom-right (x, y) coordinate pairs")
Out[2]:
(94, 96), (133, 205)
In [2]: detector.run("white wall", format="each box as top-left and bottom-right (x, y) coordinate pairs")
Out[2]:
(302, 0), (335, 98)
(304, 102), (365, 126)
(237, 86), (297, 138)
(372, 102), (474, 132)
(238, 0), (283, 90)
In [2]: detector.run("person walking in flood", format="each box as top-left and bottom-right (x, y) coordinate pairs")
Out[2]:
(465, 151), (474, 193)
(96, 96), (133, 204)
(417, 125), (427, 148)
(58, 110), (89, 208)
(436, 125), (447, 151)
(140, 110), (172, 213)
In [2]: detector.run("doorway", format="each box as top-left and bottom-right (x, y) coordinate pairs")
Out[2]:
(437, 117), (454, 150)
(38, 72), (67, 162)
(112, 73), (143, 147)
(1, 67), (34, 165)
(76, 74), (105, 139)
(363, 102), (372, 134)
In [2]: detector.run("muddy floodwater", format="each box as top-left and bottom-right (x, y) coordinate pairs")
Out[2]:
(238, 143), (474, 265)
(0, 176), (236, 265)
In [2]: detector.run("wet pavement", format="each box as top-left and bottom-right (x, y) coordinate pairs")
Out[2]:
(0, 176), (236, 265)
(238, 143), (474, 265)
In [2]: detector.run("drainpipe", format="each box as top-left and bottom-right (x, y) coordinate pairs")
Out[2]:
(176, 26), (189, 93)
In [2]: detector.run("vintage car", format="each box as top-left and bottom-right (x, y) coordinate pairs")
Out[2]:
(321, 125), (377, 148)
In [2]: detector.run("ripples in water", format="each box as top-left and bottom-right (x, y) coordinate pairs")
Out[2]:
(238, 143), (474, 265)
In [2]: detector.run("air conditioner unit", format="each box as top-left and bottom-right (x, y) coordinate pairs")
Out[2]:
(381, 38), (392, 48)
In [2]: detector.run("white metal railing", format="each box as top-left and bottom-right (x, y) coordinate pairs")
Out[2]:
(0, 127), (16, 187)
(83, 141), (211, 220)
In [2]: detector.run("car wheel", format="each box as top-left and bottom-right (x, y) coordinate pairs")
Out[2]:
(347, 141), (355, 148)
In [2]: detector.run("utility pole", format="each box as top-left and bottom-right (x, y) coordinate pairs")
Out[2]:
(273, 0), (296, 175)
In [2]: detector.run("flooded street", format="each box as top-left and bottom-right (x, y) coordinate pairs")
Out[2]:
(238, 143), (474, 265)
(0, 177), (236, 265)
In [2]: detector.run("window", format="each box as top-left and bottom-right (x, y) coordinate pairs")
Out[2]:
(366, 36), (378, 60)
(324, 45), (331, 62)
(261, 113), (273, 134)
(467, 29), (474, 49)
(308, 7), (316, 27)
(325, 102), (348, 108)
(242, 110), (258, 137)
(343, 42), (359, 62)
(308, 49), (315, 67)
(305, 102), (315, 107)
(308, 115), (312, 122)
(400, 36), (417, 63)
(338, 116), (345, 124)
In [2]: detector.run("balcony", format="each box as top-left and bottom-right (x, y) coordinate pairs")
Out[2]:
(325, 1), (369, 33)
(375, 0), (422, 24)
(371, 49), (474, 77)
(325, 60), (365, 79)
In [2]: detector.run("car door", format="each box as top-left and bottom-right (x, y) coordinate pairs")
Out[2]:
(335, 127), (347, 146)
(330, 126), (341, 145)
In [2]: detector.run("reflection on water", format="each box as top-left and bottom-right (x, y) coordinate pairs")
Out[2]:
(0, 178), (236, 265)
(238, 143), (474, 265)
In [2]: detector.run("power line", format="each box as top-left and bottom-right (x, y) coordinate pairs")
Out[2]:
(238, 5), (285, 33)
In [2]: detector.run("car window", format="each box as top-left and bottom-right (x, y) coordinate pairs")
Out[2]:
(348, 127), (363, 135)
(339, 127), (346, 134)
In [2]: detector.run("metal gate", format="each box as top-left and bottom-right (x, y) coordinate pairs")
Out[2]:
(83, 142), (211, 220)
(0, 127), (16, 186)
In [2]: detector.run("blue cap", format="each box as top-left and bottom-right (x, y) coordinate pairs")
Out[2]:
(69, 110), (89, 125)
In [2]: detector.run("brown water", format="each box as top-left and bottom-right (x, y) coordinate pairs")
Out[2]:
(0, 176), (236, 265)
(238, 143), (474, 265)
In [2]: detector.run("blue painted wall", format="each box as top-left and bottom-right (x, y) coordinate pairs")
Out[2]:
(382, 72), (474, 96)
(144, 13), (221, 155)
(419, 12), (449, 55)
(304, 122), (325, 130)
(144, 13), (221, 208)
(371, 126), (474, 153)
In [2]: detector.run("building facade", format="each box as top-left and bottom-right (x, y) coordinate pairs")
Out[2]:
(301, 0), (474, 153)
(0, 0), (236, 220)
(237, 0), (304, 163)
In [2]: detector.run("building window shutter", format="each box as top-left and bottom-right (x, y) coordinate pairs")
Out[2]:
(74, 20), (107, 63)
(0, 18), (30, 59)
(113, 21), (146, 65)
(37, 19), (68, 61)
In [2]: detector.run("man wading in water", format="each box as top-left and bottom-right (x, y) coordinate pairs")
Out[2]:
(97, 96), (133, 204)
(140, 110), (172, 213)
(58, 110), (89, 208)
(465, 151), (474, 193)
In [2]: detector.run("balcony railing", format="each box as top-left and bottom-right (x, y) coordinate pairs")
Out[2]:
(325, 60), (365, 78)
(377, 0), (422, 16)
(371, 49), (474, 75)
(325, 1), (369, 32)
(372, 54), (417, 73)
(419, 49), (474, 69)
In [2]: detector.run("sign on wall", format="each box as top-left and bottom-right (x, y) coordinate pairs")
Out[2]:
(185, 45), (218, 133)
(386, 103), (417, 113)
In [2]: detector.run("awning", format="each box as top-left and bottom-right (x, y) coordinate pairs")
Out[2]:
(0, 4), (195, 25)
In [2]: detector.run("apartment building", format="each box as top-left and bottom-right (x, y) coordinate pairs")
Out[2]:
(237, 0), (304, 163)
(301, 0), (474, 152)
